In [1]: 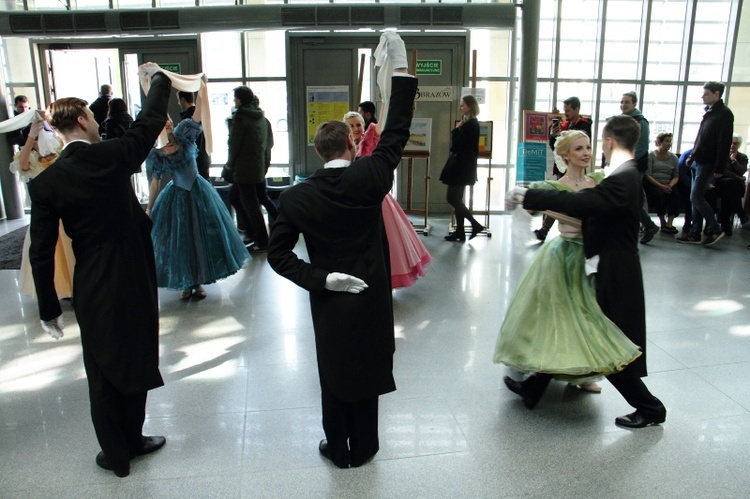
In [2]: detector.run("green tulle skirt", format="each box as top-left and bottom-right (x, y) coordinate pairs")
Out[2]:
(493, 236), (641, 380)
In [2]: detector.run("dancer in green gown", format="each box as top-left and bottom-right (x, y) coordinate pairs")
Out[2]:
(494, 130), (642, 390)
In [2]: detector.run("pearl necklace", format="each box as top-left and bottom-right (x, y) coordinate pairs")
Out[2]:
(565, 175), (587, 186)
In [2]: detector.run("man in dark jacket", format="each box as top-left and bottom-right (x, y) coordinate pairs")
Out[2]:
(6, 95), (31, 150)
(268, 32), (416, 468)
(226, 86), (269, 251)
(677, 81), (733, 246)
(178, 90), (211, 180)
(504, 115), (666, 429)
(29, 64), (168, 478)
(89, 84), (113, 127)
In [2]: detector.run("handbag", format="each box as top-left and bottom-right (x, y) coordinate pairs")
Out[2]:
(221, 165), (234, 183)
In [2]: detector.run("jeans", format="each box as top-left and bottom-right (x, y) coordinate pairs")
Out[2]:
(689, 161), (720, 236)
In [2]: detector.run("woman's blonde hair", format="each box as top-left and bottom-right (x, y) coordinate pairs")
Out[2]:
(461, 94), (480, 120)
(553, 130), (589, 173)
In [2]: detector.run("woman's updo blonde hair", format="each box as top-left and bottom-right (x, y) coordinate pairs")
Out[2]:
(553, 130), (589, 173)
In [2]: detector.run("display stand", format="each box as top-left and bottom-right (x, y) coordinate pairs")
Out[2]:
(401, 150), (431, 235)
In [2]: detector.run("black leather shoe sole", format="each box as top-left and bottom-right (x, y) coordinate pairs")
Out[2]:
(615, 411), (666, 428)
(503, 376), (540, 410)
(95, 452), (129, 477)
(134, 435), (166, 456)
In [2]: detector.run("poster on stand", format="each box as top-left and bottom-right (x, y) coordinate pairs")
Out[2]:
(405, 118), (432, 153)
(306, 86), (349, 145)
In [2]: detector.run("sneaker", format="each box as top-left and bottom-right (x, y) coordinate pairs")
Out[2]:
(676, 233), (701, 244)
(701, 231), (724, 246)
(639, 225), (659, 244)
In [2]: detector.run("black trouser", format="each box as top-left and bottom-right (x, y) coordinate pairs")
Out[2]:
(446, 184), (480, 234)
(320, 379), (380, 468)
(83, 349), (147, 473)
(715, 177), (748, 229)
(254, 181), (278, 224)
(236, 182), (269, 247)
(643, 182), (681, 218)
(229, 183), (251, 233)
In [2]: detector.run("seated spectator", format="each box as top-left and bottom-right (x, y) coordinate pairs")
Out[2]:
(644, 132), (680, 234)
(715, 134), (750, 235)
(101, 98), (133, 140)
(678, 148), (717, 234)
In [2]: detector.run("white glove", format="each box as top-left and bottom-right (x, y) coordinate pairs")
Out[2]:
(325, 272), (368, 294)
(138, 62), (162, 78)
(381, 31), (408, 70)
(41, 315), (64, 340)
(504, 187), (528, 211)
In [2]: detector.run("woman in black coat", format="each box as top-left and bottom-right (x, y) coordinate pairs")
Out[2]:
(439, 95), (484, 241)
(101, 98), (134, 140)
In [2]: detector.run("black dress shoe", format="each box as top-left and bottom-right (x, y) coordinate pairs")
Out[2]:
(503, 376), (541, 410)
(469, 224), (485, 240)
(95, 452), (129, 477)
(133, 435), (166, 457)
(319, 439), (350, 469)
(444, 231), (466, 242)
(615, 411), (665, 428)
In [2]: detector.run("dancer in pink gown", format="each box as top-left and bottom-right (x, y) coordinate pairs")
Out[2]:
(345, 111), (431, 288)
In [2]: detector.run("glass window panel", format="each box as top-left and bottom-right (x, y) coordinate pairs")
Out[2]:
(30, 0), (68, 9)
(3, 38), (35, 83)
(208, 81), (289, 172)
(7, 86), (40, 111)
(159, 0), (196, 6)
(202, 32), (243, 79)
(642, 84), (679, 150)
(601, 0), (644, 80)
(646, 0), (689, 81)
(557, 0), (599, 79)
(727, 87), (750, 155)
(555, 81), (595, 118)
(0, 0), (21, 11)
(688, 1), (731, 82)
(732, 1), (750, 81)
(115, 0), (153, 7)
(75, 0), (110, 8)
(535, 81), (553, 113)
(537, 16), (556, 79)
(200, 0), (234, 4)
(471, 29), (511, 78)
(246, 31), (286, 78)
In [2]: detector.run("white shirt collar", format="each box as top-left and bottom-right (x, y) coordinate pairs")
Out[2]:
(62, 139), (92, 150)
(324, 159), (351, 169)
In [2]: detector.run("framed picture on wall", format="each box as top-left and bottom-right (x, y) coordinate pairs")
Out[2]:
(523, 111), (549, 142)
(405, 118), (432, 152)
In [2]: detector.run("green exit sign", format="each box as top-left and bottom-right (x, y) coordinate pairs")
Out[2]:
(416, 60), (442, 75)
(158, 63), (181, 74)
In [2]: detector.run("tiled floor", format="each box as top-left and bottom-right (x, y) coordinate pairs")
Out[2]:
(1, 214), (749, 498)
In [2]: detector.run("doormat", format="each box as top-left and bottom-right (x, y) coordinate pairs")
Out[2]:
(0, 226), (28, 270)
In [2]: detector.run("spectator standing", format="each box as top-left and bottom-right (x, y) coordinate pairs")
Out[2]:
(178, 90), (211, 180)
(89, 84), (113, 127)
(677, 81), (733, 246)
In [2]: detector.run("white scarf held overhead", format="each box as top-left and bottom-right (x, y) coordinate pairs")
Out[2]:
(373, 35), (395, 130)
(139, 65), (213, 154)
(0, 110), (59, 157)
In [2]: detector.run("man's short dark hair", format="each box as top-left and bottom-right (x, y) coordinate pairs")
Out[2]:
(234, 86), (255, 107)
(603, 115), (640, 152)
(358, 101), (376, 117)
(14, 95), (28, 105)
(703, 81), (725, 98)
(562, 96), (580, 110)
(622, 91), (638, 105)
(177, 91), (195, 104)
(47, 97), (90, 134)
(100, 84), (113, 95)
(314, 120), (351, 162)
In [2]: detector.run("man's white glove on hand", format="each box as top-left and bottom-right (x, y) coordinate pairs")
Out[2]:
(325, 272), (369, 294)
(138, 62), (161, 79)
(381, 31), (408, 70)
(504, 187), (528, 211)
(41, 315), (64, 340)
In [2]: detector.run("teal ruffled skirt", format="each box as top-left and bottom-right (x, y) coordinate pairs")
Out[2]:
(151, 177), (249, 290)
(493, 236), (641, 379)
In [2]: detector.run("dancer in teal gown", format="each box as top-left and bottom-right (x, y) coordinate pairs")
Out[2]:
(146, 118), (249, 299)
(494, 130), (642, 386)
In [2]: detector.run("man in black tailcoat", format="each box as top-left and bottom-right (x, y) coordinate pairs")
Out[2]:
(268, 32), (416, 467)
(504, 115), (667, 429)
(29, 63), (170, 477)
